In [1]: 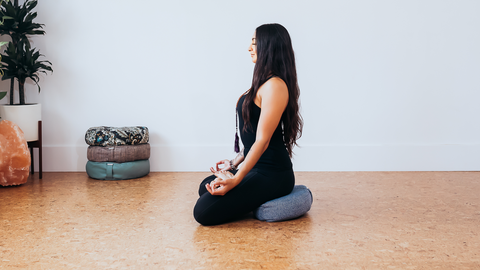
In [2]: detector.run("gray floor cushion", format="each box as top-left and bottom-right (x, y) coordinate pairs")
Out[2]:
(86, 160), (150, 180)
(87, 144), (150, 163)
(254, 185), (313, 222)
(85, 126), (149, 146)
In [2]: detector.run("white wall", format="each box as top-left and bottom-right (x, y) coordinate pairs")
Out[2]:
(1, 0), (479, 171)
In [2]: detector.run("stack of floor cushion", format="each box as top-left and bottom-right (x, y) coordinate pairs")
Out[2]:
(85, 126), (150, 180)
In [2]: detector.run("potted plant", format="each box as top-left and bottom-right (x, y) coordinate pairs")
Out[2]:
(0, 0), (52, 142)
(0, 49), (7, 100)
(0, 0), (9, 102)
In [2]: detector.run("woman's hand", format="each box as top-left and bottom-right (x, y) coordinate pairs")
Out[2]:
(211, 159), (231, 172)
(205, 167), (240, 196)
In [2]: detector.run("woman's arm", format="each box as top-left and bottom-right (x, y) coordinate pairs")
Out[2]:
(211, 149), (245, 172)
(207, 78), (289, 195)
(231, 149), (245, 169)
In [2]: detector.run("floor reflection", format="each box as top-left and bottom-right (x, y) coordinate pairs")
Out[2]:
(193, 214), (313, 269)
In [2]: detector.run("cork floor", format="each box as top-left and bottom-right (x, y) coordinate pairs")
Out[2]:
(0, 171), (479, 269)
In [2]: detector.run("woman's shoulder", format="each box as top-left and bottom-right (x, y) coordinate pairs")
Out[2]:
(256, 76), (289, 108)
(266, 76), (286, 86)
(260, 76), (288, 96)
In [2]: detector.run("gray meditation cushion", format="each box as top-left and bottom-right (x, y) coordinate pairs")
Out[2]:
(254, 185), (313, 222)
(87, 144), (151, 163)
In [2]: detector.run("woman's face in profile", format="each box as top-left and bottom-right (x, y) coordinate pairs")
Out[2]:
(248, 32), (257, 63)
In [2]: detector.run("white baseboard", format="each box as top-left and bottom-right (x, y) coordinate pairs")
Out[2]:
(35, 144), (479, 172)
(292, 144), (480, 171)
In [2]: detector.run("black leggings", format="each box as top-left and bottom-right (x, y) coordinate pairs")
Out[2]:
(193, 168), (295, 226)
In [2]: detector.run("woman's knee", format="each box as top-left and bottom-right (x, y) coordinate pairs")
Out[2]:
(198, 175), (216, 196)
(193, 203), (219, 226)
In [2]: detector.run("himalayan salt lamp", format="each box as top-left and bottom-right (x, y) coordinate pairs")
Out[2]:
(0, 120), (31, 186)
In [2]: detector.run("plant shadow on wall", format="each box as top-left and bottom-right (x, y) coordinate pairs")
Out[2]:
(0, 0), (52, 142)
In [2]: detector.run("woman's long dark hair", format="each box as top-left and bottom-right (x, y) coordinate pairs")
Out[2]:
(242, 23), (303, 157)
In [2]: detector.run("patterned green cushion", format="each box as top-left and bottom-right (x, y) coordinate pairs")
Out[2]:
(86, 160), (150, 180)
(85, 126), (149, 146)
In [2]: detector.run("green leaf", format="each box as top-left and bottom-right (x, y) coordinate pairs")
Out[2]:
(0, 91), (6, 100)
(0, 0), (44, 38)
(0, 0), (52, 96)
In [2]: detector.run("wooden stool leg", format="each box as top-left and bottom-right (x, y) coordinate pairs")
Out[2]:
(39, 148), (43, 179)
(27, 121), (43, 179)
(30, 147), (34, 174)
(39, 121), (42, 179)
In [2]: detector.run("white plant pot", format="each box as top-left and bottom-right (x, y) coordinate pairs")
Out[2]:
(0, 103), (41, 142)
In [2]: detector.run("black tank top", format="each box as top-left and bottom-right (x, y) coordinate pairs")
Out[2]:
(237, 94), (292, 171)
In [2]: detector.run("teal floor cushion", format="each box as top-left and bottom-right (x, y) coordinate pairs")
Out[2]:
(254, 185), (313, 222)
(86, 160), (150, 180)
(87, 144), (150, 163)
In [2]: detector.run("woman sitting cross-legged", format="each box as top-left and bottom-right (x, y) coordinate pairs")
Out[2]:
(193, 23), (303, 226)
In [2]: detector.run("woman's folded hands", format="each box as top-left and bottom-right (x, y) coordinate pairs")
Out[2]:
(206, 168), (240, 196)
